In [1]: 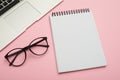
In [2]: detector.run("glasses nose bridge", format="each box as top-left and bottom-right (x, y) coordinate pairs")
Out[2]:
(22, 45), (31, 51)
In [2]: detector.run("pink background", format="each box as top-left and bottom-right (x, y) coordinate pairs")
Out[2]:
(0, 0), (120, 80)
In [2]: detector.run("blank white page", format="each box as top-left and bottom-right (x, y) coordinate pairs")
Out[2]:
(50, 9), (107, 73)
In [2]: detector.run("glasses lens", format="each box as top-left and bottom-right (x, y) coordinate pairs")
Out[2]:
(6, 48), (26, 67)
(29, 37), (49, 56)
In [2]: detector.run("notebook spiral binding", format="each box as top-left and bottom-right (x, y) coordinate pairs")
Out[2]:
(52, 8), (90, 17)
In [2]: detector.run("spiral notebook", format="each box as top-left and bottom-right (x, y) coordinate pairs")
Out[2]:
(50, 8), (107, 73)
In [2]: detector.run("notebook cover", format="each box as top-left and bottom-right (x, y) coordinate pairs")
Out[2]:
(50, 9), (107, 73)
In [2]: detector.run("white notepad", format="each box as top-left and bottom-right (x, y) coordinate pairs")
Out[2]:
(50, 8), (107, 73)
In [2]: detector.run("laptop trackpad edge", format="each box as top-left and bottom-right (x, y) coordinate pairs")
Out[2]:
(4, 2), (41, 32)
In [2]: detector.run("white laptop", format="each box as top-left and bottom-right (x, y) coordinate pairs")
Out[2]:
(0, 0), (62, 51)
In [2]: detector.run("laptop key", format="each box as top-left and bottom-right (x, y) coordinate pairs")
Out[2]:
(0, 1), (2, 4)
(7, 0), (12, 3)
(0, 5), (3, 9)
(3, 2), (8, 6)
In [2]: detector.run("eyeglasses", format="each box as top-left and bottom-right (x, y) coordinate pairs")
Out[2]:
(4, 37), (49, 67)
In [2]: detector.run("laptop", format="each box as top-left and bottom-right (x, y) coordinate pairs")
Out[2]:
(0, 0), (62, 51)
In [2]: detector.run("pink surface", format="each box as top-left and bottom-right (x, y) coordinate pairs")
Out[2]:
(0, 0), (120, 80)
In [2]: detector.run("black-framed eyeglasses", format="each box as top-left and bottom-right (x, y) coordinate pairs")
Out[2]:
(4, 37), (49, 67)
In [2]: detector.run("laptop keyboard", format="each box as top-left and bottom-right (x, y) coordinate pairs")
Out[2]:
(0, 0), (20, 16)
